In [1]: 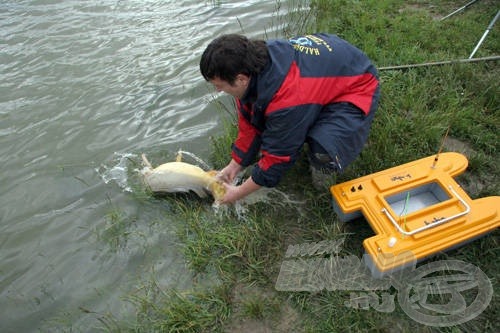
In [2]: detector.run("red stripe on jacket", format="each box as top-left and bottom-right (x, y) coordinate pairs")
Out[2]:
(231, 100), (260, 164)
(258, 150), (291, 171)
(266, 61), (378, 115)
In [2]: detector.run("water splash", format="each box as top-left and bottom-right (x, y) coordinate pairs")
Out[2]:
(212, 185), (305, 221)
(98, 152), (138, 192)
(176, 149), (212, 170)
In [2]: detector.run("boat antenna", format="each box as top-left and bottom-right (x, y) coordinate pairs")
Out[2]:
(432, 126), (451, 169)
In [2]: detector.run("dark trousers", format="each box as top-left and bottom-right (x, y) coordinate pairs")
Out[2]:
(306, 101), (377, 172)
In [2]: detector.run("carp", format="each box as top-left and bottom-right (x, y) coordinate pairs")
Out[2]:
(141, 153), (225, 201)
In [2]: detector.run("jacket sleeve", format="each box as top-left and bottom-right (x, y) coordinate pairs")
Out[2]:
(231, 102), (262, 167)
(251, 104), (321, 187)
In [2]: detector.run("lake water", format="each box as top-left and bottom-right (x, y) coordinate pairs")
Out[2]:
(0, 1), (310, 331)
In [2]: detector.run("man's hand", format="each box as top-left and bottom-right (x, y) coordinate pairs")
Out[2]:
(217, 159), (243, 184)
(217, 176), (262, 205)
(217, 183), (241, 204)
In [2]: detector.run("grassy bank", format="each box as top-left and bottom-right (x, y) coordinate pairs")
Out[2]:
(110, 1), (498, 332)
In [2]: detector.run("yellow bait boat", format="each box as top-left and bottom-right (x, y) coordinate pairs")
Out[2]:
(331, 152), (499, 277)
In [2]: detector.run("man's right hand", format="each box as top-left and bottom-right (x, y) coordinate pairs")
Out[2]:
(217, 159), (243, 184)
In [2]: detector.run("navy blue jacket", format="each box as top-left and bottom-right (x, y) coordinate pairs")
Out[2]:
(232, 33), (379, 187)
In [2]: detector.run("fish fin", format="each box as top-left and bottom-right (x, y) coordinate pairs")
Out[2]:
(205, 171), (226, 200)
(208, 180), (226, 201)
(141, 154), (153, 169)
(175, 151), (183, 162)
(191, 188), (209, 198)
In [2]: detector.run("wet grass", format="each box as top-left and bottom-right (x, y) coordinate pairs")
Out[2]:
(97, 1), (498, 332)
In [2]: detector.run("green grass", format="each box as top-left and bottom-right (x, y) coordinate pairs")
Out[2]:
(127, 285), (232, 332)
(100, 1), (498, 332)
(96, 198), (138, 252)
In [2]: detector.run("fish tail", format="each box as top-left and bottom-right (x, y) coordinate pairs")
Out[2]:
(141, 154), (153, 169)
(175, 150), (183, 162)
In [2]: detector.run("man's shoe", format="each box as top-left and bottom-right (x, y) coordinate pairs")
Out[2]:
(311, 166), (336, 191)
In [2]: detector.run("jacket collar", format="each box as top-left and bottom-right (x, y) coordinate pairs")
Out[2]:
(240, 75), (258, 104)
(239, 39), (294, 111)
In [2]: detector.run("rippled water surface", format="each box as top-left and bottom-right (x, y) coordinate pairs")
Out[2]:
(0, 1), (302, 331)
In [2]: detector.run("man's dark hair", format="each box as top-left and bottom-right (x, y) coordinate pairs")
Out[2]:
(200, 34), (269, 84)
